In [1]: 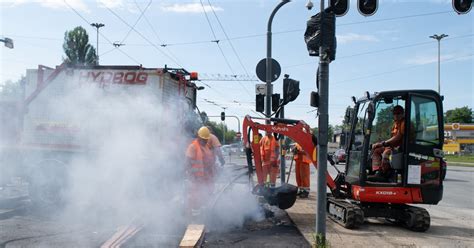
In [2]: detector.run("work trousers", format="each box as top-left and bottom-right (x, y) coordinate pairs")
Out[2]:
(295, 161), (310, 190)
(372, 147), (392, 173)
(263, 161), (279, 185)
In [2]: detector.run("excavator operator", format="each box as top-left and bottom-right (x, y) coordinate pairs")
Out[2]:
(371, 105), (405, 180)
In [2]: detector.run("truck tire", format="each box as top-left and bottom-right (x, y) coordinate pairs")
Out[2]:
(28, 159), (68, 212)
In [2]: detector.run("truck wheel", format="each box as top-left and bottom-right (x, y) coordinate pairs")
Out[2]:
(28, 159), (68, 212)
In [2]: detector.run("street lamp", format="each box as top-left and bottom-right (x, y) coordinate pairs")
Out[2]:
(429, 34), (448, 94)
(266, 0), (290, 124)
(91, 23), (105, 64)
(0, 37), (14, 49)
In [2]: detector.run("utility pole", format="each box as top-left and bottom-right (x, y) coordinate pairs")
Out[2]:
(266, 0), (290, 124)
(316, 0), (329, 245)
(91, 23), (105, 65)
(429, 34), (448, 95)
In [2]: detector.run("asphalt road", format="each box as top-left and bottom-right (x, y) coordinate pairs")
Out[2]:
(301, 162), (474, 247)
(0, 156), (310, 248)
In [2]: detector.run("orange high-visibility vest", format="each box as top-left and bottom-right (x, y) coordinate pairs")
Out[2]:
(260, 136), (279, 163)
(188, 140), (213, 178)
(294, 143), (312, 164)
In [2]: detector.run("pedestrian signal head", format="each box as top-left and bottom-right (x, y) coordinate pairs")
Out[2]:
(198, 126), (211, 140)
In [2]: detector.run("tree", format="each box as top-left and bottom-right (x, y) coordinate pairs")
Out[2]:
(0, 77), (25, 100)
(63, 26), (97, 65)
(445, 106), (473, 123)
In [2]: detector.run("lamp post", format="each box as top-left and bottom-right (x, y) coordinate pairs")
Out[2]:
(429, 34), (448, 94)
(266, 0), (290, 124)
(0, 37), (14, 49)
(91, 23), (105, 64)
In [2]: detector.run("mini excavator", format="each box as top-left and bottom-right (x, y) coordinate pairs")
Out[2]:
(243, 90), (445, 232)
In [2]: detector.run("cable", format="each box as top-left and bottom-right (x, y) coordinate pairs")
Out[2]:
(207, 0), (251, 77)
(199, 0), (253, 98)
(63, 0), (142, 65)
(133, 0), (184, 66)
(331, 53), (473, 85)
(119, 0), (152, 44)
(284, 34), (474, 68)
(104, 5), (183, 67)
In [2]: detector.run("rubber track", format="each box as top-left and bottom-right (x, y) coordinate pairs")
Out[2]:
(404, 206), (430, 232)
(327, 197), (364, 229)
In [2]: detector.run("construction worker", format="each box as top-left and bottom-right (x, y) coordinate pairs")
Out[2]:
(185, 126), (215, 216)
(293, 143), (311, 198)
(206, 126), (225, 167)
(371, 105), (405, 180)
(260, 132), (279, 186)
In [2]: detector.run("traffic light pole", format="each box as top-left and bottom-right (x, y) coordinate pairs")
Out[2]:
(316, 0), (329, 246)
(266, 0), (290, 124)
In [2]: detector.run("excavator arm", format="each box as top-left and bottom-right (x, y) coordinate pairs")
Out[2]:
(243, 115), (337, 193)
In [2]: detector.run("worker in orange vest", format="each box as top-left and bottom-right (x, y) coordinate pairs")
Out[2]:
(206, 126), (225, 167)
(293, 143), (311, 198)
(185, 126), (215, 216)
(260, 132), (280, 186)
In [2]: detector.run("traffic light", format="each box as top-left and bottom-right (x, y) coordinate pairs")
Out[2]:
(358, 0), (378, 16)
(272, 94), (281, 112)
(256, 94), (265, 113)
(220, 111), (225, 121)
(283, 75), (300, 104)
(452, 0), (472, 14)
(329, 0), (349, 17)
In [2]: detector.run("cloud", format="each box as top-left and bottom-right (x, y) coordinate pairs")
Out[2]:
(97, 0), (123, 9)
(160, 3), (223, 13)
(336, 33), (379, 44)
(0, 0), (89, 12)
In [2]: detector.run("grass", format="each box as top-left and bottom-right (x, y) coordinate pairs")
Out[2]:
(445, 155), (474, 165)
(311, 233), (330, 248)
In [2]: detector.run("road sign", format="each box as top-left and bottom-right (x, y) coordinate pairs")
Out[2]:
(235, 132), (242, 138)
(255, 84), (267, 95)
(255, 58), (281, 82)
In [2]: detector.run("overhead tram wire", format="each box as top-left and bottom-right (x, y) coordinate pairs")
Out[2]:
(104, 5), (183, 68)
(199, 0), (253, 98)
(331, 53), (473, 85)
(207, 0), (251, 77)
(150, 10), (454, 47)
(119, 0), (152, 44)
(284, 33), (474, 69)
(63, 0), (142, 65)
(133, 0), (184, 67)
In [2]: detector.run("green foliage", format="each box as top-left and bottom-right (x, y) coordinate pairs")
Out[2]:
(311, 233), (330, 248)
(63, 26), (97, 65)
(311, 125), (334, 140)
(445, 106), (473, 123)
(372, 106), (393, 142)
(0, 77), (24, 100)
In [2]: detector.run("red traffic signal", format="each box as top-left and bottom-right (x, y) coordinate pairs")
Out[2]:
(358, 0), (378, 16)
(452, 0), (472, 14)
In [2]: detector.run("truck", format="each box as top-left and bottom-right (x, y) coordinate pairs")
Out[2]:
(3, 63), (202, 209)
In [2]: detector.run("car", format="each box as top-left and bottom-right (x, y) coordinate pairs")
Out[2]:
(333, 149), (346, 164)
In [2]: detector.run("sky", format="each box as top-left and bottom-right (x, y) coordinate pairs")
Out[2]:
(0, 0), (473, 132)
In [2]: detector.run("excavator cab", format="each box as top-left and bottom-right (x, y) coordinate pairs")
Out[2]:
(345, 90), (444, 204)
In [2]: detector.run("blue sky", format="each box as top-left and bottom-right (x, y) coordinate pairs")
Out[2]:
(0, 0), (472, 131)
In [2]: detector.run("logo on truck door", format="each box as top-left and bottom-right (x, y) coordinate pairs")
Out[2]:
(76, 71), (148, 85)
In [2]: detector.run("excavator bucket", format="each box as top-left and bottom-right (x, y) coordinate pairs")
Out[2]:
(254, 183), (298, 210)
